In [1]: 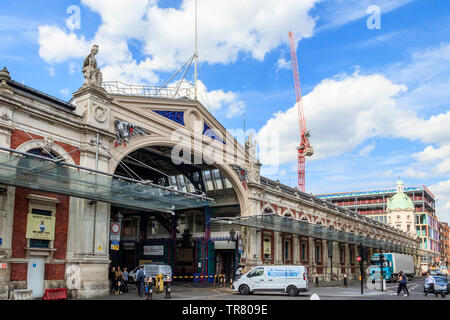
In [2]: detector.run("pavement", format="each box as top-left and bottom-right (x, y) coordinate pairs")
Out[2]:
(90, 276), (447, 300)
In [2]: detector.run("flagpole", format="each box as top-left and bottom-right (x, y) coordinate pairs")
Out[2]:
(194, 0), (198, 100)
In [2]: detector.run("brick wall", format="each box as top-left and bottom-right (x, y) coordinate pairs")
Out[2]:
(45, 264), (65, 280)
(10, 129), (78, 281)
(10, 129), (80, 165)
(9, 263), (27, 281)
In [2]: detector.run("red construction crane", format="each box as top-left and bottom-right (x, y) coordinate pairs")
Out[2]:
(288, 31), (314, 192)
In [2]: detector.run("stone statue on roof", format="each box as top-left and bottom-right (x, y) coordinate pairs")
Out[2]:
(83, 44), (103, 87)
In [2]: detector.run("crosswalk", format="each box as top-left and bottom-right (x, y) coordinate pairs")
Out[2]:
(384, 283), (421, 296)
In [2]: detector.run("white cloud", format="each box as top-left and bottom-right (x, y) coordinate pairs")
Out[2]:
(435, 159), (450, 175)
(402, 168), (428, 179)
(38, 0), (320, 85)
(38, 25), (90, 63)
(59, 88), (70, 96)
(275, 58), (291, 73)
(429, 180), (450, 222)
(388, 42), (450, 112)
(359, 143), (375, 156)
(412, 145), (450, 163)
(257, 72), (407, 166)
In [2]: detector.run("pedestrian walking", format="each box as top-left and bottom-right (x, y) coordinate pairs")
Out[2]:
(396, 271), (409, 296)
(122, 267), (129, 293)
(115, 266), (124, 295)
(315, 273), (319, 287)
(424, 272), (438, 297)
(109, 266), (116, 294)
(343, 273), (348, 288)
(136, 265), (146, 297)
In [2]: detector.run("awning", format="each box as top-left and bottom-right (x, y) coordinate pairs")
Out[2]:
(211, 214), (420, 255)
(0, 148), (214, 213)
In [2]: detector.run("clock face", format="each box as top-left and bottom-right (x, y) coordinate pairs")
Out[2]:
(111, 223), (120, 233)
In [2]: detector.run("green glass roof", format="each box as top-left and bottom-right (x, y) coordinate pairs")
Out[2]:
(211, 214), (419, 254)
(0, 149), (214, 212)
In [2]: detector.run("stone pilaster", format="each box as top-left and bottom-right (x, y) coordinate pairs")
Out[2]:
(65, 85), (113, 299)
(0, 69), (16, 299)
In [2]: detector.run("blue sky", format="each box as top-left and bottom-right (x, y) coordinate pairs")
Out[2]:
(2, 0), (450, 222)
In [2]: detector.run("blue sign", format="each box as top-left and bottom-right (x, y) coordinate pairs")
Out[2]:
(0, 238), (2, 245)
(267, 268), (301, 277)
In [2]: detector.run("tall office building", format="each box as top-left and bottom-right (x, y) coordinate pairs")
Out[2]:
(317, 181), (439, 268)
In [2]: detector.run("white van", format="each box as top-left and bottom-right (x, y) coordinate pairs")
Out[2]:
(232, 265), (309, 296)
(129, 263), (172, 283)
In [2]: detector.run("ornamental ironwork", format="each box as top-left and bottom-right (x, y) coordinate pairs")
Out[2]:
(114, 120), (146, 147)
(232, 165), (249, 190)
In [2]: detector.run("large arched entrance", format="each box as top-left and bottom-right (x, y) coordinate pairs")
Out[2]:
(108, 139), (248, 283)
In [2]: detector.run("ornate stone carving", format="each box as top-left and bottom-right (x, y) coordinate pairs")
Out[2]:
(231, 165), (249, 190)
(43, 137), (54, 150)
(82, 45), (103, 87)
(114, 120), (146, 147)
(93, 105), (107, 123)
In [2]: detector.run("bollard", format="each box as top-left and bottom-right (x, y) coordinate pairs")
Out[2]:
(310, 293), (320, 300)
(146, 278), (153, 300)
(165, 277), (172, 299)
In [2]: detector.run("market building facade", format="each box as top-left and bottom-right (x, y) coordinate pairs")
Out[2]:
(0, 47), (422, 299)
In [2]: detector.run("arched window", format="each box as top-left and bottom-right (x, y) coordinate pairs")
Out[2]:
(17, 148), (68, 185)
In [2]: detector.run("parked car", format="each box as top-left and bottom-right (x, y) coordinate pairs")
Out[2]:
(128, 263), (172, 283)
(424, 276), (449, 297)
(232, 265), (309, 297)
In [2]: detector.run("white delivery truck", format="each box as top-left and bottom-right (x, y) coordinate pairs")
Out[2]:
(129, 263), (172, 283)
(232, 265), (309, 296)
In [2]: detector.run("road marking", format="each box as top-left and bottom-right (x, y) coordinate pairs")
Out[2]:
(176, 293), (230, 300)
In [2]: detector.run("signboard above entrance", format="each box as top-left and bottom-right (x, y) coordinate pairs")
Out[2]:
(26, 214), (55, 240)
(144, 245), (164, 256)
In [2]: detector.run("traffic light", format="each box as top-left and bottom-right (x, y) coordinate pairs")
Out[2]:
(358, 246), (368, 262)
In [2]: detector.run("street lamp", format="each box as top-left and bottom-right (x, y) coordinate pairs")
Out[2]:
(229, 228), (238, 279)
(229, 228), (236, 242)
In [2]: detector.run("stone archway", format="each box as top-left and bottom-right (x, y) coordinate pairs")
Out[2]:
(108, 135), (249, 213)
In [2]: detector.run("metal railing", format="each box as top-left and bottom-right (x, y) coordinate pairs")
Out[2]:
(102, 81), (194, 100)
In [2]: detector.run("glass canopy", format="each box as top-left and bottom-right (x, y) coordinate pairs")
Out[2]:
(0, 149), (214, 212)
(211, 214), (421, 255)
